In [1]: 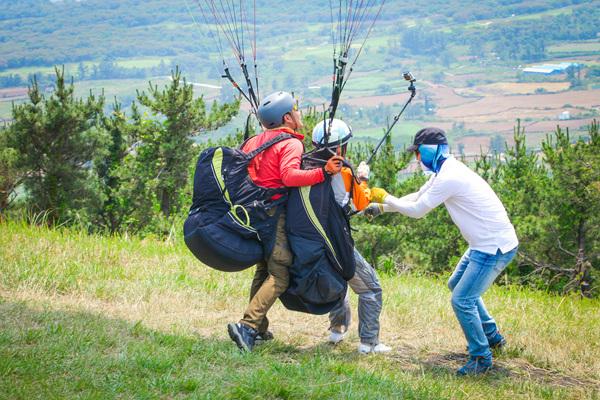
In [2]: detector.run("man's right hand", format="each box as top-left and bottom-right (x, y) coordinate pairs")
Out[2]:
(363, 203), (384, 219)
(324, 155), (344, 175)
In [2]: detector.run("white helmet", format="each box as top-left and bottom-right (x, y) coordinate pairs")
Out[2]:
(312, 118), (353, 148)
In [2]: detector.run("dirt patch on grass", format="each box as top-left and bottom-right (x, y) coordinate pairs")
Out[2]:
(420, 351), (600, 390)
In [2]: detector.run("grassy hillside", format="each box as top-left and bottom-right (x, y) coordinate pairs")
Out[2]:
(1, 220), (599, 399)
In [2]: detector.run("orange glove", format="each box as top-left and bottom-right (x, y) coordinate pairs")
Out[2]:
(324, 155), (344, 175)
(370, 187), (389, 203)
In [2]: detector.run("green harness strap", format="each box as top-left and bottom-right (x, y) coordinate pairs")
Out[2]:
(299, 185), (338, 261)
(211, 148), (252, 228)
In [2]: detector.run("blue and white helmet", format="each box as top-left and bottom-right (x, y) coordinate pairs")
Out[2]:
(312, 118), (353, 148)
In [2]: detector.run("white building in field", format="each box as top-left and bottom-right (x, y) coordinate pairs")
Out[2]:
(522, 62), (579, 75)
(559, 111), (571, 120)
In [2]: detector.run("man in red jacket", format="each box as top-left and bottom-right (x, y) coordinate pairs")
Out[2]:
(228, 91), (344, 351)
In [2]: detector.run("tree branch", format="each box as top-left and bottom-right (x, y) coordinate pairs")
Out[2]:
(520, 251), (575, 275)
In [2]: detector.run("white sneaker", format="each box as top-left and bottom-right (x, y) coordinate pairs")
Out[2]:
(328, 330), (346, 344)
(358, 342), (392, 354)
(372, 343), (392, 353)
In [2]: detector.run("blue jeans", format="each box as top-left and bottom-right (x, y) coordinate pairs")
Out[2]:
(329, 249), (383, 345)
(448, 247), (517, 358)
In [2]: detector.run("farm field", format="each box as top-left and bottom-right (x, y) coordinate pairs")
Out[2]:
(458, 82), (571, 95)
(2, 72), (596, 154)
(1, 19), (598, 153)
(435, 89), (600, 120)
(0, 58), (170, 78)
(0, 76), (219, 122)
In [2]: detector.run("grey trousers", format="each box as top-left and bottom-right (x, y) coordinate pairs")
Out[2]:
(328, 248), (383, 345)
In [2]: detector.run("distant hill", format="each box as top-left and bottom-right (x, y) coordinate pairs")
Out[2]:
(0, 0), (597, 71)
(1, 0), (598, 147)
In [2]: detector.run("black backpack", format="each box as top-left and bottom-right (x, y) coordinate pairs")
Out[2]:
(184, 133), (294, 272)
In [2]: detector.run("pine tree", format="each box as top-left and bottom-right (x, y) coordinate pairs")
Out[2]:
(0, 126), (22, 214)
(536, 121), (600, 296)
(9, 67), (106, 224)
(95, 100), (133, 232)
(135, 67), (239, 219)
(493, 120), (548, 284)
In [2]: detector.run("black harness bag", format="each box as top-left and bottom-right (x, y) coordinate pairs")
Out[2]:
(280, 175), (356, 314)
(183, 134), (293, 272)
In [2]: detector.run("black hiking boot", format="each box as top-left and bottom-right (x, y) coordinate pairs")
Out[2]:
(488, 331), (507, 350)
(456, 356), (493, 376)
(227, 322), (257, 352)
(465, 332), (507, 352)
(255, 330), (274, 342)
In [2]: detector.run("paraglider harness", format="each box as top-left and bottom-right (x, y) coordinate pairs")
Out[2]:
(278, 152), (357, 314)
(184, 0), (386, 314)
(183, 133), (294, 272)
(282, 69), (417, 312)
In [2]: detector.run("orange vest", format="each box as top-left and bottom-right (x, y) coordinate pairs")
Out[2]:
(331, 167), (371, 211)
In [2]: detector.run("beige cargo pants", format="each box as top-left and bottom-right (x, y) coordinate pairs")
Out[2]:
(240, 212), (292, 332)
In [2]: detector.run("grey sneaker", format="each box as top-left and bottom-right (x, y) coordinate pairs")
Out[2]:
(358, 343), (391, 354)
(227, 323), (257, 352)
(328, 330), (346, 344)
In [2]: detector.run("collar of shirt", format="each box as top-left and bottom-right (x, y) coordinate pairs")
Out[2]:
(264, 127), (304, 141)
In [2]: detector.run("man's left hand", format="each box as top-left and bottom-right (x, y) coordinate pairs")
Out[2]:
(370, 187), (389, 203)
(357, 161), (370, 181)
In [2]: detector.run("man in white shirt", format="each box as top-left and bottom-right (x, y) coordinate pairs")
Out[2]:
(367, 127), (518, 375)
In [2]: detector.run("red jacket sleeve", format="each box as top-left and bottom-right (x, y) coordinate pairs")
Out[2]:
(279, 139), (325, 187)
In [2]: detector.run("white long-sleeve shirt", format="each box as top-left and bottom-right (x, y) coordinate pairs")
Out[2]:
(382, 157), (518, 255)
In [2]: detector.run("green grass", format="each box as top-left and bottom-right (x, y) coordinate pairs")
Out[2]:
(1, 220), (599, 399)
(547, 40), (600, 55)
(0, 65), (69, 78)
(461, 5), (575, 30)
(0, 58), (171, 79)
(114, 58), (171, 69)
(73, 78), (173, 101)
